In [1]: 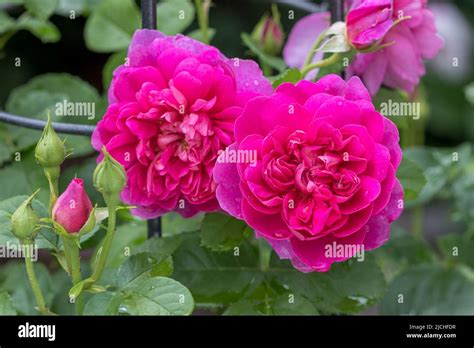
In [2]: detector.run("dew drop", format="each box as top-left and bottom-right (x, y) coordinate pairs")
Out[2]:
(118, 306), (129, 314)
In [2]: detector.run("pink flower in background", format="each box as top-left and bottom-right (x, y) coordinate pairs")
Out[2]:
(346, 0), (393, 49)
(283, 12), (330, 79)
(347, 0), (444, 94)
(283, 0), (443, 94)
(53, 178), (93, 234)
(214, 75), (403, 272)
(93, 29), (272, 218)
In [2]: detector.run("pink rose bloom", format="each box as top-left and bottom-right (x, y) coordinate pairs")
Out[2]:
(53, 178), (93, 234)
(348, 0), (444, 94)
(92, 29), (272, 218)
(214, 75), (403, 272)
(346, 0), (393, 49)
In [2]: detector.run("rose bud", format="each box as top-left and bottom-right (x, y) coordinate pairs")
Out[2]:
(35, 114), (66, 170)
(52, 178), (93, 234)
(251, 4), (284, 56)
(11, 190), (40, 240)
(93, 147), (126, 206)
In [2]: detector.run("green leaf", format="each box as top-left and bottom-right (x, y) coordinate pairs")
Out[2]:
(201, 213), (250, 252)
(397, 156), (427, 202)
(84, 0), (140, 53)
(174, 232), (386, 314)
(157, 0), (195, 35)
(68, 281), (85, 300)
(0, 261), (54, 315)
(102, 50), (127, 90)
(55, 0), (99, 17)
(6, 73), (100, 152)
(438, 234), (474, 269)
(133, 234), (182, 257)
(373, 227), (435, 281)
(270, 68), (302, 89)
(173, 232), (260, 304)
(162, 212), (203, 236)
(0, 291), (16, 315)
(381, 264), (474, 315)
(116, 252), (173, 289)
(120, 277), (194, 315)
(223, 293), (318, 315)
(0, 11), (16, 34)
(0, 195), (59, 250)
(17, 16), (60, 43)
(83, 291), (124, 315)
(451, 152), (474, 224)
(270, 254), (386, 314)
(0, 150), (49, 202)
(241, 32), (286, 73)
(24, 0), (59, 20)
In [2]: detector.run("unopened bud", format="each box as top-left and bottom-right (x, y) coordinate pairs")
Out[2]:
(93, 147), (126, 205)
(35, 113), (66, 169)
(11, 190), (40, 240)
(251, 4), (284, 56)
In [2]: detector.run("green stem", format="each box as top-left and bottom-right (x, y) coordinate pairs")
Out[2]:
(194, 0), (210, 44)
(44, 167), (59, 215)
(261, 59), (272, 77)
(66, 238), (84, 315)
(62, 236), (72, 274)
(402, 103), (426, 237)
(302, 30), (328, 69)
(22, 240), (49, 315)
(258, 239), (272, 272)
(300, 53), (341, 78)
(86, 201), (116, 286)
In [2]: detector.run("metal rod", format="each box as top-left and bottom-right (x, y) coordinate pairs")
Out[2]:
(141, 0), (157, 29)
(0, 111), (95, 135)
(141, 0), (162, 238)
(275, 0), (326, 13)
(329, 0), (344, 23)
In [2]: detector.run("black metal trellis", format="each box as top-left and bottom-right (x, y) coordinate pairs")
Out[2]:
(0, 0), (343, 239)
(141, 0), (162, 238)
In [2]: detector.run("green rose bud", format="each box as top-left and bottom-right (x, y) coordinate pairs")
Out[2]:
(35, 113), (66, 169)
(11, 190), (41, 241)
(251, 4), (284, 56)
(93, 147), (126, 206)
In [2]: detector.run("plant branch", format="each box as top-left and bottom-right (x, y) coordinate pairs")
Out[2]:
(301, 53), (341, 78)
(22, 240), (49, 315)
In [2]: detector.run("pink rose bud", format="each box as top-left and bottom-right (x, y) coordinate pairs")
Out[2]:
(346, 0), (393, 50)
(52, 178), (93, 234)
(251, 4), (284, 56)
